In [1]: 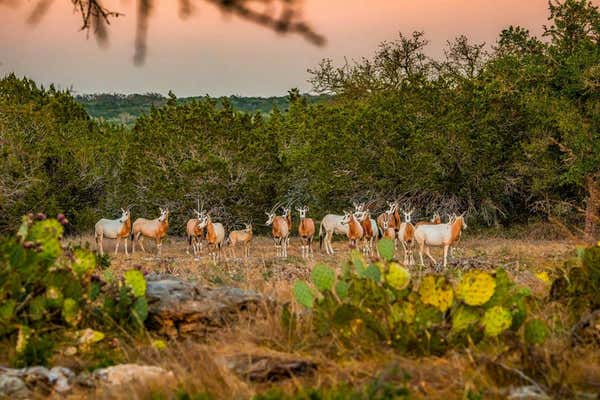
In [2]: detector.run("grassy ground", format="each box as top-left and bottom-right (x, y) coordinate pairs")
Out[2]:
(57, 233), (597, 399)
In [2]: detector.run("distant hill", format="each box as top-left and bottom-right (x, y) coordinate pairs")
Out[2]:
(75, 93), (333, 125)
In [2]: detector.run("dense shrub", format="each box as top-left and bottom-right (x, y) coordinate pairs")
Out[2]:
(0, 215), (147, 366)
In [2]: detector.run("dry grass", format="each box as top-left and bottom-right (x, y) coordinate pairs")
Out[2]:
(57, 233), (598, 399)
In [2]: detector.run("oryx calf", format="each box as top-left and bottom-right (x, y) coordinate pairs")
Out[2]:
(186, 210), (205, 256)
(228, 223), (253, 258)
(341, 211), (364, 250)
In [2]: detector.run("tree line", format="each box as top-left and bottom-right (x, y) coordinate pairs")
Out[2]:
(0, 0), (598, 239)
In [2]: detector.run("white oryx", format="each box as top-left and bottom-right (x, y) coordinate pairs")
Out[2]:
(132, 207), (169, 256)
(414, 213), (467, 268)
(318, 204), (363, 255)
(95, 207), (132, 256)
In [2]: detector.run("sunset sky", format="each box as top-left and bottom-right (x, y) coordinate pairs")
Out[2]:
(0, 0), (588, 96)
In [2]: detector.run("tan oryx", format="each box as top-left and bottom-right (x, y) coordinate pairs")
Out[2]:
(340, 210), (364, 250)
(296, 206), (315, 258)
(282, 206), (292, 248)
(227, 223), (253, 258)
(186, 209), (206, 256)
(376, 201), (401, 247)
(397, 208), (416, 265)
(266, 205), (289, 257)
(414, 213), (467, 269)
(381, 213), (397, 242)
(132, 208), (169, 255)
(358, 209), (377, 255)
(95, 207), (132, 256)
(197, 212), (226, 262)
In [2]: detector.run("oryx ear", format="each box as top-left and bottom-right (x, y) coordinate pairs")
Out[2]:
(265, 211), (270, 216)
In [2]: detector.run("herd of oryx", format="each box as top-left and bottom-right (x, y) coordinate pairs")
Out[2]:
(94, 201), (467, 267)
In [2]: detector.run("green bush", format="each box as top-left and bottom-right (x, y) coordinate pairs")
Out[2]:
(0, 215), (148, 366)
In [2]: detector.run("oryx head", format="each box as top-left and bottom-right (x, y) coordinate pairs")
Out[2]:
(197, 213), (209, 229)
(353, 202), (365, 213)
(244, 223), (252, 232)
(355, 210), (368, 222)
(119, 208), (130, 223)
(265, 211), (276, 226)
(340, 210), (352, 225)
(432, 212), (441, 223)
(382, 213), (390, 229)
(296, 206), (309, 219)
(386, 201), (397, 214)
(158, 207), (169, 222)
(282, 206), (291, 218)
(402, 208), (414, 223)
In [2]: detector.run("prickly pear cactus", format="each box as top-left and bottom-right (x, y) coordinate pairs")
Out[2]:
(418, 275), (454, 312)
(386, 263), (411, 291)
(124, 269), (147, 298)
(377, 238), (395, 261)
(524, 319), (549, 345)
(451, 305), (480, 333)
(311, 264), (336, 292)
(363, 264), (382, 282)
(335, 281), (349, 300)
(456, 271), (496, 306)
(0, 216), (149, 366)
(481, 306), (512, 337)
(293, 281), (314, 308)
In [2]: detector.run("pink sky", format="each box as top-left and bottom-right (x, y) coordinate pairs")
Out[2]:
(0, 0), (587, 96)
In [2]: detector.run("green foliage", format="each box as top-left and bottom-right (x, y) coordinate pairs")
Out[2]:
(524, 319), (549, 345)
(551, 244), (600, 317)
(291, 252), (536, 355)
(377, 239), (395, 261)
(0, 217), (148, 366)
(124, 269), (147, 297)
(311, 264), (335, 292)
(293, 281), (314, 309)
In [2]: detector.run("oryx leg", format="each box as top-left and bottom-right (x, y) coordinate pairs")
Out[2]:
(156, 238), (162, 256)
(137, 234), (146, 253)
(425, 246), (436, 265)
(124, 237), (129, 256)
(443, 245), (449, 268)
(96, 234), (104, 256)
(418, 240), (425, 266)
(114, 237), (120, 255)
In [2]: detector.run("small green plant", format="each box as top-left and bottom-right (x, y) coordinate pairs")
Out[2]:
(0, 215), (148, 366)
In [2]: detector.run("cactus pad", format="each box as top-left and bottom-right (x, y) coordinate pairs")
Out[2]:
(419, 275), (454, 312)
(457, 271), (496, 306)
(377, 238), (395, 261)
(391, 301), (415, 324)
(451, 306), (479, 333)
(335, 281), (349, 300)
(311, 263), (336, 292)
(386, 263), (411, 291)
(72, 248), (96, 277)
(364, 264), (382, 282)
(62, 298), (81, 327)
(124, 269), (147, 298)
(524, 319), (549, 345)
(293, 281), (314, 308)
(481, 306), (512, 337)
(28, 219), (63, 262)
